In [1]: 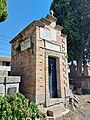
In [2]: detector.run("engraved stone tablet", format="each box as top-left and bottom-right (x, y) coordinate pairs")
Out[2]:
(21, 38), (31, 51)
(51, 29), (56, 41)
(8, 87), (17, 94)
(46, 41), (61, 52)
(40, 27), (51, 41)
(40, 27), (56, 41)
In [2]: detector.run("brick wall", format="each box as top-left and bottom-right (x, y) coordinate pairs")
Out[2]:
(10, 16), (70, 106)
(11, 25), (37, 102)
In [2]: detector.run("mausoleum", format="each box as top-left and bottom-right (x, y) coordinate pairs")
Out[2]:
(10, 12), (70, 118)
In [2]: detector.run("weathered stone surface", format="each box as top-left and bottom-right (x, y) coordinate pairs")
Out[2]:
(0, 70), (8, 76)
(6, 76), (20, 83)
(0, 85), (4, 93)
(83, 63), (90, 76)
(10, 14), (70, 108)
(0, 75), (20, 96)
(70, 76), (90, 94)
(47, 102), (66, 117)
(0, 77), (5, 83)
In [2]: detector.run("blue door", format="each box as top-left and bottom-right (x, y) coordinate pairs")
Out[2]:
(48, 57), (57, 98)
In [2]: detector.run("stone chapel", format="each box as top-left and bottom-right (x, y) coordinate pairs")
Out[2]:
(10, 12), (71, 118)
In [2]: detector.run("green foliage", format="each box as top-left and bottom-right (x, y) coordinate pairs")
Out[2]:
(0, 93), (39, 120)
(50, 0), (90, 64)
(0, 0), (8, 22)
(29, 102), (39, 120)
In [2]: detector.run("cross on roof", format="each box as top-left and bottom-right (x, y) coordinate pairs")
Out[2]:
(50, 10), (54, 16)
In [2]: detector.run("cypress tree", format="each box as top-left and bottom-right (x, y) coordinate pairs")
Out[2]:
(50, 0), (90, 75)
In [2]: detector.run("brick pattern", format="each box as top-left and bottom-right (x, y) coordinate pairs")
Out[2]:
(35, 24), (70, 105)
(62, 38), (70, 97)
(11, 26), (37, 102)
(10, 16), (70, 106)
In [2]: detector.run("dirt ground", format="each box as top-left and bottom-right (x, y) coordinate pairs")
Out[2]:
(61, 95), (90, 120)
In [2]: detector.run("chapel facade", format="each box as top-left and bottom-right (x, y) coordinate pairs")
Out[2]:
(10, 12), (70, 118)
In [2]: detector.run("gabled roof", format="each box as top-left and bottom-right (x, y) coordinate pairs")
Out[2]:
(10, 15), (64, 44)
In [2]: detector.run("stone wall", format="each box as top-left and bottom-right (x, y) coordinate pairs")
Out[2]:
(70, 76), (90, 94)
(0, 71), (20, 96)
(11, 24), (37, 102)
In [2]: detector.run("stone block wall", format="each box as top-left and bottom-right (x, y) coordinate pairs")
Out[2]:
(70, 76), (90, 94)
(0, 74), (20, 96)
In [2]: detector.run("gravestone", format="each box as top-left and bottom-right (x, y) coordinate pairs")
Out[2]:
(70, 64), (78, 77)
(83, 63), (90, 76)
(0, 71), (20, 96)
(8, 87), (17, 94)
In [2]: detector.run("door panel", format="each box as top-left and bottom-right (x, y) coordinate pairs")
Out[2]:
(48, 57), (57, 98)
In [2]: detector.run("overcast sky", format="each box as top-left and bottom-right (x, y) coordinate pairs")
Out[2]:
(0, 0), (52, 57)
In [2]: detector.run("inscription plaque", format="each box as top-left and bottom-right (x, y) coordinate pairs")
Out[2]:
(40, 27), (51, 41)
(8, 87), (17, 94)
(20, 38), (31, 51)
(40, 27), (56, 41)
(46, 41), (61, 52)
(51, 29), (56, 41)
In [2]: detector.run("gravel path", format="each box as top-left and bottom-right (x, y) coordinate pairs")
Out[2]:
(80, 107), (90, 120)
(60, 95), (90, 120)
(83, 114), (90, 120)
(77, 96), (90, 120)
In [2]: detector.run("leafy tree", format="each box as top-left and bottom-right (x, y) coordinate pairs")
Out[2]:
(50, 0), (90, 75)
(0, 0), (8, 22)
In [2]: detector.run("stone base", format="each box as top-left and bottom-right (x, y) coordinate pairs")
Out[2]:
(46, 109), (70, 120)
(38, 102), (70, 120)
(46, 103), (66, 118)
(54, 109), (70, 120)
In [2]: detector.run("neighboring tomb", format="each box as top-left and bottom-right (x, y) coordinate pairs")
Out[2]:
(0, 56), (11, 71)
(0, 70), (20, 96)
(83, 63), (90, 76)
(10, 12), (70, 118)
(69, 63), (90, 94)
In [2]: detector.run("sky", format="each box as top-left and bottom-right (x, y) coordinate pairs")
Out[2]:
(0, 0), (52, 57)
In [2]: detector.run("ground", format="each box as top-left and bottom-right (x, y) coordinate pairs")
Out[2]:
(60, 95), (90, 120)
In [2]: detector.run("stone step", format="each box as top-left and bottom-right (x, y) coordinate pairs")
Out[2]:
(46, 103), (66, 118)
(46, 108), (70, 120)
(54, 109), (70, 120)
